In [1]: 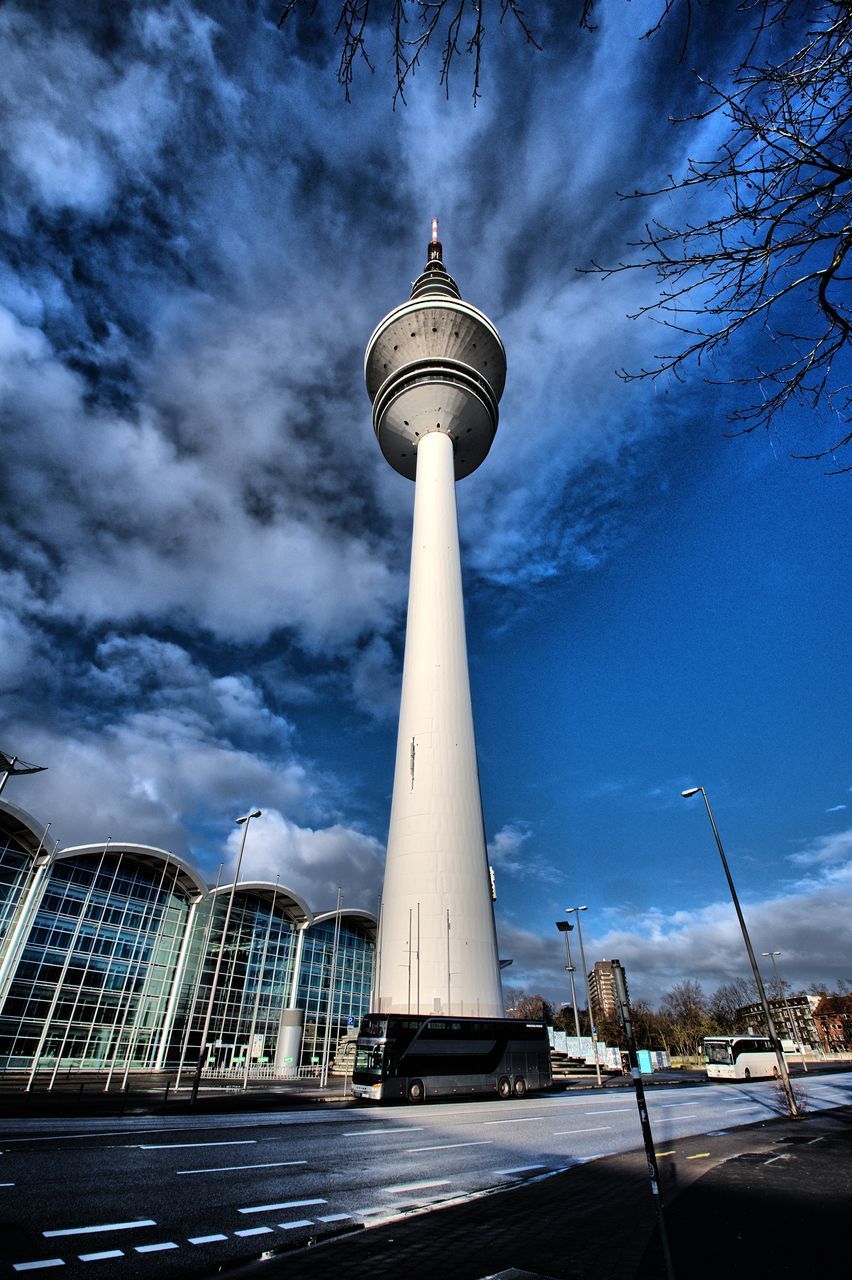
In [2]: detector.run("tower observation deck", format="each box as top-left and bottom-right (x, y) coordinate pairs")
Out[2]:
(365, 225), (506, 1018)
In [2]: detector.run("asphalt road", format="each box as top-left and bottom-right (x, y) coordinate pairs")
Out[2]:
(1, 1070), (850, 1278)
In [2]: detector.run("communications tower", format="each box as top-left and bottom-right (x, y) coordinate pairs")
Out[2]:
(365, 223), (506, 1018)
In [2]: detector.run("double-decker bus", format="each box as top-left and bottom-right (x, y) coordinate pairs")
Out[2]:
(351, 1014), (552, 1102)
(703, 1034), (780, 1080)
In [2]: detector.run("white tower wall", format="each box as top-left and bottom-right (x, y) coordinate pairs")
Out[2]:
(377, 428), (503, 1017)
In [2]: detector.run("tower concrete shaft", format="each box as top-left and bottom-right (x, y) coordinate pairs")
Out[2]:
(366, 230), (506, 1018)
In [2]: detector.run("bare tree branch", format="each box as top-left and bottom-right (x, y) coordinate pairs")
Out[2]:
(585, 0), (852, 468)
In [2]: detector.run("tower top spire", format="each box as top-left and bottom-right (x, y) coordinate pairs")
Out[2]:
(428, 216), (442, 264)
(410, 217), (457, 300)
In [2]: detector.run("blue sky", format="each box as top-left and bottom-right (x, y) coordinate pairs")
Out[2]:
(1, 1), (849, 1005)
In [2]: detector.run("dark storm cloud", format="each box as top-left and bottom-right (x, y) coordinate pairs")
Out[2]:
(2, 0), (835, 938)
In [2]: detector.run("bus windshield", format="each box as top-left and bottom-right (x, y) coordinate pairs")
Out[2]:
(704, 1040), (732, 1065)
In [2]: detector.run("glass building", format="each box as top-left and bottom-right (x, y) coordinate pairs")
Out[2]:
(0, 839), (204, 1078)
(169, 882), (310, 1075)
(0, 799), (377, 1082)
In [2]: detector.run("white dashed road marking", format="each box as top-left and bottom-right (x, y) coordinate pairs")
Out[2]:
(406, 1141), (492, 1152)
(78, 1252), (124, 1263)
(235, 1227), (273, 1237)
(239, 1198), (326, 1215)
(13, 1263), (65, 1273)
(44, 1220), (156, 1238)
(178, 1159), (306, 1175)
(553, 1126), (612, 1136)
(188, 1234), (227, 1245)
(134, 1242), (178, 1253)
(279, 1219), (313, 1231)
(135, 1140), (256, 1150)
(382, 1180), (451, 1194)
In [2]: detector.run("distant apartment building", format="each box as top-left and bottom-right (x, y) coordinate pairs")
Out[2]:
(735, 994), (820, 1049)
(588, 959), (628, 1023)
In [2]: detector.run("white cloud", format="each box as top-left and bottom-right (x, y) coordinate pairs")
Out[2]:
(230, 809), (384, 912)
(497, 828), (852, 1004)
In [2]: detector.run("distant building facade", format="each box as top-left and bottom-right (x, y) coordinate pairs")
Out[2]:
(735, 994), (820, 1049)
(0, 799), (376, 1082)
(588, 959), (628, 1023)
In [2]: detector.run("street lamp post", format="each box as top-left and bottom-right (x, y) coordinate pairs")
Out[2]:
(681, 786), (798, 1117)
(566, 905), (603, 1087)
(190, 809), (261, 1106)
(555, 922), (581, 1041)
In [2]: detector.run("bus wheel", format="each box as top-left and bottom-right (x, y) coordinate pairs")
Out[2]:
(408, 1079), (425, 1102)
(743, 1068), (751, 1080)
(513, 1076), (527, 1098)
(497, 1076), (511, 1099)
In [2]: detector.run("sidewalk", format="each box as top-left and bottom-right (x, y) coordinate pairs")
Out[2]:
(224, 1102), (852, 1280)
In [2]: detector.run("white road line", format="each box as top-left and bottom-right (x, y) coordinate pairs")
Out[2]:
(1, 1181), (15, 1186)
(13, 1264), (65, 1273)
(383, 1179), (451, 1194)
(44, 1220), (156, 1238)
(135, 1140), (256, 1150)
(406, 1140), (492, 1152)
(239, 1198), (326, 1215)
(235, 1227), (273, 1237)
(495, 1165), (547, 1176)
(188, 1235), (228, 1245)
(483, 1117), (545, 1126)
(134, 1243), (178, 1254)
(553, 1126), (612, 1136)
(589, 1108), (630, 1114)
(655, 1103), (699, 1109)
(343, 1128), (425, 1136)
(78, 1252), (124, 1263)
(317, 1214), (351, 1223)
(178, 1160), (307, 1175)
(279, 1220), (313, 1231)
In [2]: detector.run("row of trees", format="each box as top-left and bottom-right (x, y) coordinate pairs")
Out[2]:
(505, 979), (852, 1058)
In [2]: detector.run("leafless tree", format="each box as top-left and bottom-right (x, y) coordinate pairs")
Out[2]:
(277, 0), (540, 105)
(590, 1), (852, 470)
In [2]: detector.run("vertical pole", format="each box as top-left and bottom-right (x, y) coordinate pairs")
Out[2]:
(104, 855), (171, 1092)
(446, 908), (451, 1015)
(320, 890), (343, 1088)
(190, 811), (258, 1105)
(119, 861), (178, 1089)
(416, 901), (421, 1016)
(573, 910), (603, 1087)
(175, 864), (222, 1089)
(612, 961), (675, 1280)
(562, 929), (582, 1040)
(242, 881), (277, 1090)
(409, 906), (414, 1013)
(373, 897), (383, 1012)
(696, 789), (798, 1117)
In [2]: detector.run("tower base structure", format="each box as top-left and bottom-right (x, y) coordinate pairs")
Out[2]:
(375, 429), (503, 1018)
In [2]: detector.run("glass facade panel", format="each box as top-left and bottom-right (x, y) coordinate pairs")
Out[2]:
(169, 891), (297, 1072)
(297, 918), (375, 1069)
(0, 851), (192, 1074)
